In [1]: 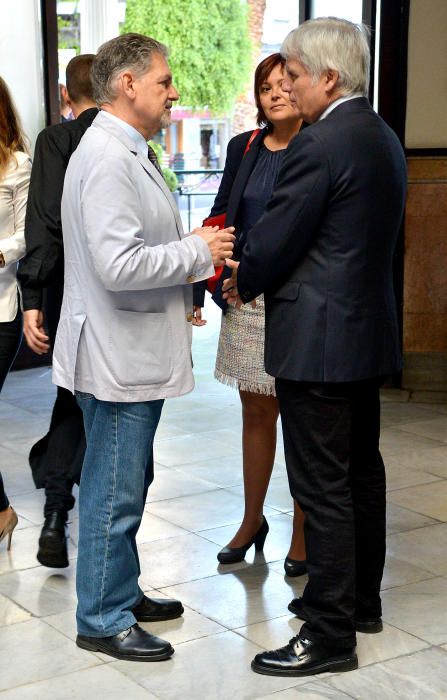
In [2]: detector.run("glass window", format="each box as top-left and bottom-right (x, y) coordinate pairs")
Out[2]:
(310, 0), (363, 24)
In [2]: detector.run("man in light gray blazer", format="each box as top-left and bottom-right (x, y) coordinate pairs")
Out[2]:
(52, 33), (235, 662)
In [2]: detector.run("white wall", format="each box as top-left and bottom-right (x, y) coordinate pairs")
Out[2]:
(0, 0), (46, 152)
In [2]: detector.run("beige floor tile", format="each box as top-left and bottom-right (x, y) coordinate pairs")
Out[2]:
(380, 427), (444, 456)
(381, 554), (436, 589)
(0, 524), (76, 575)
(388, 480), (447, 521)
(138, 595), (227, 644)
(162, 566), (306, 629)
(173, 454), (246, 487)
(148, 489), (276, 532)
(0, 592), (31, 626)
(146, 468), (217, 503)
(0, 565), (78, 616)
(386, 502), (439, 534)
(137, 532), (224, 588)
(385, 444), (447, 477)
(397, 416), (447, 443)
(387, 522), (447, 575)
(327, 647), (447, 699)
(154, 433), (241, 468)
(0, 663), (156, 700)
(381, 402), (442, 426)
(381, 577), (447, 645)
(0, 618), (100, 691)
(385, 460), (442, 491)
(114, 630), (305, 699)
(255, 684), (353, 700)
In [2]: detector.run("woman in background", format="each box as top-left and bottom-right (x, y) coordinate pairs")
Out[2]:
(0, 76), (31, 548)
(194, 54), (306, 575)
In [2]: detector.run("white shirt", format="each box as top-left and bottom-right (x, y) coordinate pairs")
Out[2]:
(0, 151), (31, 321)
(319, 94), (364, 121)
(100, 110), (149, 158)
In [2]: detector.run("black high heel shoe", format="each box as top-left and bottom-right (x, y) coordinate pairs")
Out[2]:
(217, 516), (269, 564)
(284, 556), (307, 577)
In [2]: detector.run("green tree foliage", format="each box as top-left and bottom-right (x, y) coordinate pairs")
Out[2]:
(122, 0), (251, 114)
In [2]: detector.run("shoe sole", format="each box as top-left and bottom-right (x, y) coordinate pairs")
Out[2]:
(37, 551), (69, 568)
(135, 607), (184, 623)
(251, 655), (358, 677)
(76, 637), (174, 662)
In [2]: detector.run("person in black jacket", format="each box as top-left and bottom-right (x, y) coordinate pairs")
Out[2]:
(224, 18), (407, 676)
(194, 54), (307, 576)
(18, 54), (97, 568)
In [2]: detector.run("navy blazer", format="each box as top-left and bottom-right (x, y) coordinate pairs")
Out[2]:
(237, 98), (407, 383)
(193, 128), (266, 310)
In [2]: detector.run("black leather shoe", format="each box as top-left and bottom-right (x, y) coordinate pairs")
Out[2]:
(76, 623), (174, 661)
(37, 511), (69, 568)
(284, 557), (307, 577)
(251, 634), (358, 676)
(132, 595), (184, 622)
(288, 597), (383, 634)
(217, 516), (269, 564)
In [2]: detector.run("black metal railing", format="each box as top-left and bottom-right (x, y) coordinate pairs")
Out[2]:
(173, 168), (223, 230)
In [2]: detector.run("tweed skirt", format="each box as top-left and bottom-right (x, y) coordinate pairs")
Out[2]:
(214, 295), (276, 396)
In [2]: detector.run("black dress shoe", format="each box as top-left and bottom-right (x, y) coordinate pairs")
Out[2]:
(37, 511), (69, 568)
(284, 557), (307, 577)
(288, 597), (383, 634)
(217, 516), (269, 564)
(251, 634), (358, 676)
(132, 595), (184, 622)
(76, 623), (174, 661)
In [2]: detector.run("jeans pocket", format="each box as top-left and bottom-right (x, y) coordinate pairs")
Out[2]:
(75, 390), (95, 400)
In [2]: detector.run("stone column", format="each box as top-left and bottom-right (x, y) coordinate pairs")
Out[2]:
(80, 0), (120, 54)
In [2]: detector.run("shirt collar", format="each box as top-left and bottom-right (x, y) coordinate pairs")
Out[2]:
(100, 110), (148, 158)
(318, 93), (364, 121)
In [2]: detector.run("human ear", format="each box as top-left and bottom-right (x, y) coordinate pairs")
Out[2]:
(325, 68), (339, 93)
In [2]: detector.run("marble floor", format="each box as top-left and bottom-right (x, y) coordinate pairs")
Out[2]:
(1, 302), (447, 699)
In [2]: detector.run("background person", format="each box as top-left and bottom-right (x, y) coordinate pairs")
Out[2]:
(18, 54), (97, 569)
(194, 54), (306, 576)
(0, 76), (31, 548)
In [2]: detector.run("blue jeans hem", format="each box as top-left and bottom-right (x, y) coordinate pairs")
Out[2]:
(77, 612), (137, 638)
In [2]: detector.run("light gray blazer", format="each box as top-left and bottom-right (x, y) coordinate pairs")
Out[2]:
(52, 111), (214, 402)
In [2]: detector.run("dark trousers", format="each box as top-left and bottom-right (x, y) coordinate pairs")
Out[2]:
(0, 307), (23, 510)
(276, 377), (386, 649)
(29, 280), (85, 517)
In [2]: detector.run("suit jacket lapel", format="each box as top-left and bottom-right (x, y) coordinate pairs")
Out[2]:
(134, 153), (183, 239)
(226, 131), (264, 226)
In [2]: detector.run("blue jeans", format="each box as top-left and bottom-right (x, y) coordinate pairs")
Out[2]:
(75, 392), (163, 637)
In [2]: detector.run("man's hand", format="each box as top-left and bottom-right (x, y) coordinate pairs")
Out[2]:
(192, 305), (207, 327)
(192, 225), (235, 266)
(222, 259), (256, 309)
(23, 309), (50, 355)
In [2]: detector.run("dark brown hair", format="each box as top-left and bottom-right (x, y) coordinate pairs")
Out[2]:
(66, 54), (95, 104)
(0, 76), (27, 178)
(254, 53), (286, 129)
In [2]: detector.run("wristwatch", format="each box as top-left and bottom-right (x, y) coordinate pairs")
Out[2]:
(0, 251), (5, 268)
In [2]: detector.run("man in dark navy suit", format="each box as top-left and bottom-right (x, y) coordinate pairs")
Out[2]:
(224, 18), (407, 676)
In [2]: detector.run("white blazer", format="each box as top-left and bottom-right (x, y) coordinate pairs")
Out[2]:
(52, 111), (214, 402)
(0, 151), (31, 321)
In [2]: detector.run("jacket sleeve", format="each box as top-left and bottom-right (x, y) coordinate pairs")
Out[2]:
(0, 156), (31, 265)
(17, 129), (68, 310)
(238, 130), (330, 302)
(79, 153), (214, 292)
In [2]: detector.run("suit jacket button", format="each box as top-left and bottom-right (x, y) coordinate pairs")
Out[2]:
(186, 312), (193, 322)
(186, 275), (195, 283)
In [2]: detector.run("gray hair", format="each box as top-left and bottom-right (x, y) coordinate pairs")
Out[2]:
(281, 17), (370, 96)
(91, 33), (168, 105)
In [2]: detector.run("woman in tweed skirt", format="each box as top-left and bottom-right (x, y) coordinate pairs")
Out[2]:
(194, 55), (307, 575)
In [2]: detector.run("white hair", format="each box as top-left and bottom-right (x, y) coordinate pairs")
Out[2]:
(281, 17), (370, 96)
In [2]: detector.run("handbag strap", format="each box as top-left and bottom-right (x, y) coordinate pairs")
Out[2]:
(243, 128), (262, 156)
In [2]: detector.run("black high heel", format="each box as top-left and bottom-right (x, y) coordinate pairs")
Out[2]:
(284, 556), (307, 577)
(217, 516), (269, 564)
